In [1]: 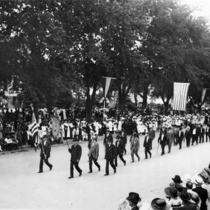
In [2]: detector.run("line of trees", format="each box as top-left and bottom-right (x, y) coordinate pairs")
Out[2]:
(1, 0), (210, 120)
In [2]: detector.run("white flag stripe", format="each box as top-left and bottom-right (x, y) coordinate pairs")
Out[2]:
(201, 88), (207, 103)
(172, 83), (190, 111)
(104, 77), (112, 98)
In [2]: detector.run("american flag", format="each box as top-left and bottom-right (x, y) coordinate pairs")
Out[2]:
(28, 112), (39, 148)
(172, 82), (190, 111)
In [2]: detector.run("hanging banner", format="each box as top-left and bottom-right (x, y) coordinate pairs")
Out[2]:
(201, 88), (207, 103)
(172, 82), (190, 111)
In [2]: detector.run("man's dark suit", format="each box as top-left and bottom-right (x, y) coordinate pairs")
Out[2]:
(105, 143), (116, 175)
(158, 133), (168, 155)
(193, 186), (208, 210)
(115, 139), (126, 166)
(68, 143), (82, 178)
(177, 130), (184, 149)
(199, 127), (205, 143)
(39, 137), (53, 173)
(143, 136), (151, 159)
(121, 132), (127, 154)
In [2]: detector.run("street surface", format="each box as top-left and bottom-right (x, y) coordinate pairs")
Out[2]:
(0, 132), (209, 209)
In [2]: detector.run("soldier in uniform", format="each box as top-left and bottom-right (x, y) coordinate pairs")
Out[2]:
(38, 135), (53, 173)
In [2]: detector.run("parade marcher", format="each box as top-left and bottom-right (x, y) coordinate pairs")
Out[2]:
(121, 128), (127, 155)
(68, 138), (82, 179)
(88, 136), (100, 173)
(167, 126), (174, 153)
(184, 126), (191, 147)
(148, 125), (156, 150)
(130, 132), (140, 163)
(177, 127), (184, 150)
(158, 128), (168, 156)
(38, 135), (53, 173)
(115, 134), (126, 166)
(192, 125), (198, 146)
(104, 129), (113, 146)
(143, 132), (152, 159)
(199, 125), (205, 143)
(206, 124), (210, 142)
(104, 139), (116, 176)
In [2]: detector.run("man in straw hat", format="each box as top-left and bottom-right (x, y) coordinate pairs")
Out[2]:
(68, 138), (82, 179)
(192, 176), (208, 210)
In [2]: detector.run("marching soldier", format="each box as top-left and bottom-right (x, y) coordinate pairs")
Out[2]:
(68, 138), (82, 179)
(38, 135), (53, 173)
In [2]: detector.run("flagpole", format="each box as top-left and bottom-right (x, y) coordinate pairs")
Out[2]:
(103, 98), (106, 121)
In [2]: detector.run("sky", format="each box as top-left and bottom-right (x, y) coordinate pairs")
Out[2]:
(180, 0), (210, 22)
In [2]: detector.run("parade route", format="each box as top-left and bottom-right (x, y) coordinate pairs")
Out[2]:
(0, 133), (209, 210)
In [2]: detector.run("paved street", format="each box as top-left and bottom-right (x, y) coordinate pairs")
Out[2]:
(0, 133), (209, 209)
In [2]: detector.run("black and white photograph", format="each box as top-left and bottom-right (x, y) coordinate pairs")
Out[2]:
(1, 0), (210, 209)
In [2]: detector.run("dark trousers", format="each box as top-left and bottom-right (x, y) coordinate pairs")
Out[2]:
(186, 137), (191, 147)
(123, 145), (127, 155)
(178, 139), (182, 149)
(115, 153), (126, 166)
(39, 155), (52, 172)
(145, 147), (151, 158)
(70, 161), (82, 177)
(161, 144), (165, 155)
(89, 156), (100, 172)
(192, 135), (198, 145)
(105, 159), (116, 175)
(199, 135), (204, 143)
(131, 150), (140, 162)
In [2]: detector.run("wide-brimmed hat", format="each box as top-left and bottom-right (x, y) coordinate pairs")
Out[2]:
(73, 138), (79, 142)
(151, 198), (170, 210)
(204, 168), (210, 176)
(175, 183), (184, 193)
(194, 176), (204, 185)
(164, 187), (178, 198)
(126, 192), (141, 204)
(172, 175), (182, 184)
(170, 198), (183, 209)
(180, 188), (192, 202)
(182, 174), (192, 183)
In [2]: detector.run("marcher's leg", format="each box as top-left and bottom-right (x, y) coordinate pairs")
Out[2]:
(131, 150), (134, 162)
(105, 159), (109, 175)
(93, 158), (100, 171)
(119, 153), (126, 165)
(70, 161), (74, 178)
(74, 162), (82, 176)
(39, 156), (44, 172)
(110, 159), (116, 173)
(89, 156), (93, 172)
(44, 157), (52, 170)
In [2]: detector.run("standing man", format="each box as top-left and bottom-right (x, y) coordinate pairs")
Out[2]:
(104, 139), (116, 176)
(121, 128), (127, 155)
(68, 138), (82, 179)
(143, 132), (152, 159)
(199, 125), (205, 143)
(185, 126), (191, 147)
(206, 124), (210, 142)
(148, 125), (156, 149)
(115, 134), (126, 166)
(88, 136), (100, 173)
(158, 128), (168, 156)
(167, 126), (174, 153)
(38, 135), (53, 173)
(130, 132), (140, 162)
(177, 126), (184, 149)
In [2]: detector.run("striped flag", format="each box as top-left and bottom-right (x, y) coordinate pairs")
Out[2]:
(172, 82), (190, 111)
(201, 88), (207, 103)
(28, 112), (39, 148)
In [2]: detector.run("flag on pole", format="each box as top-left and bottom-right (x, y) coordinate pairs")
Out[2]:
(172, 82), (190, 111)
(28, 111), (39, 148)
(103, 77), (116, 98)
(201, 88), (207, 103)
